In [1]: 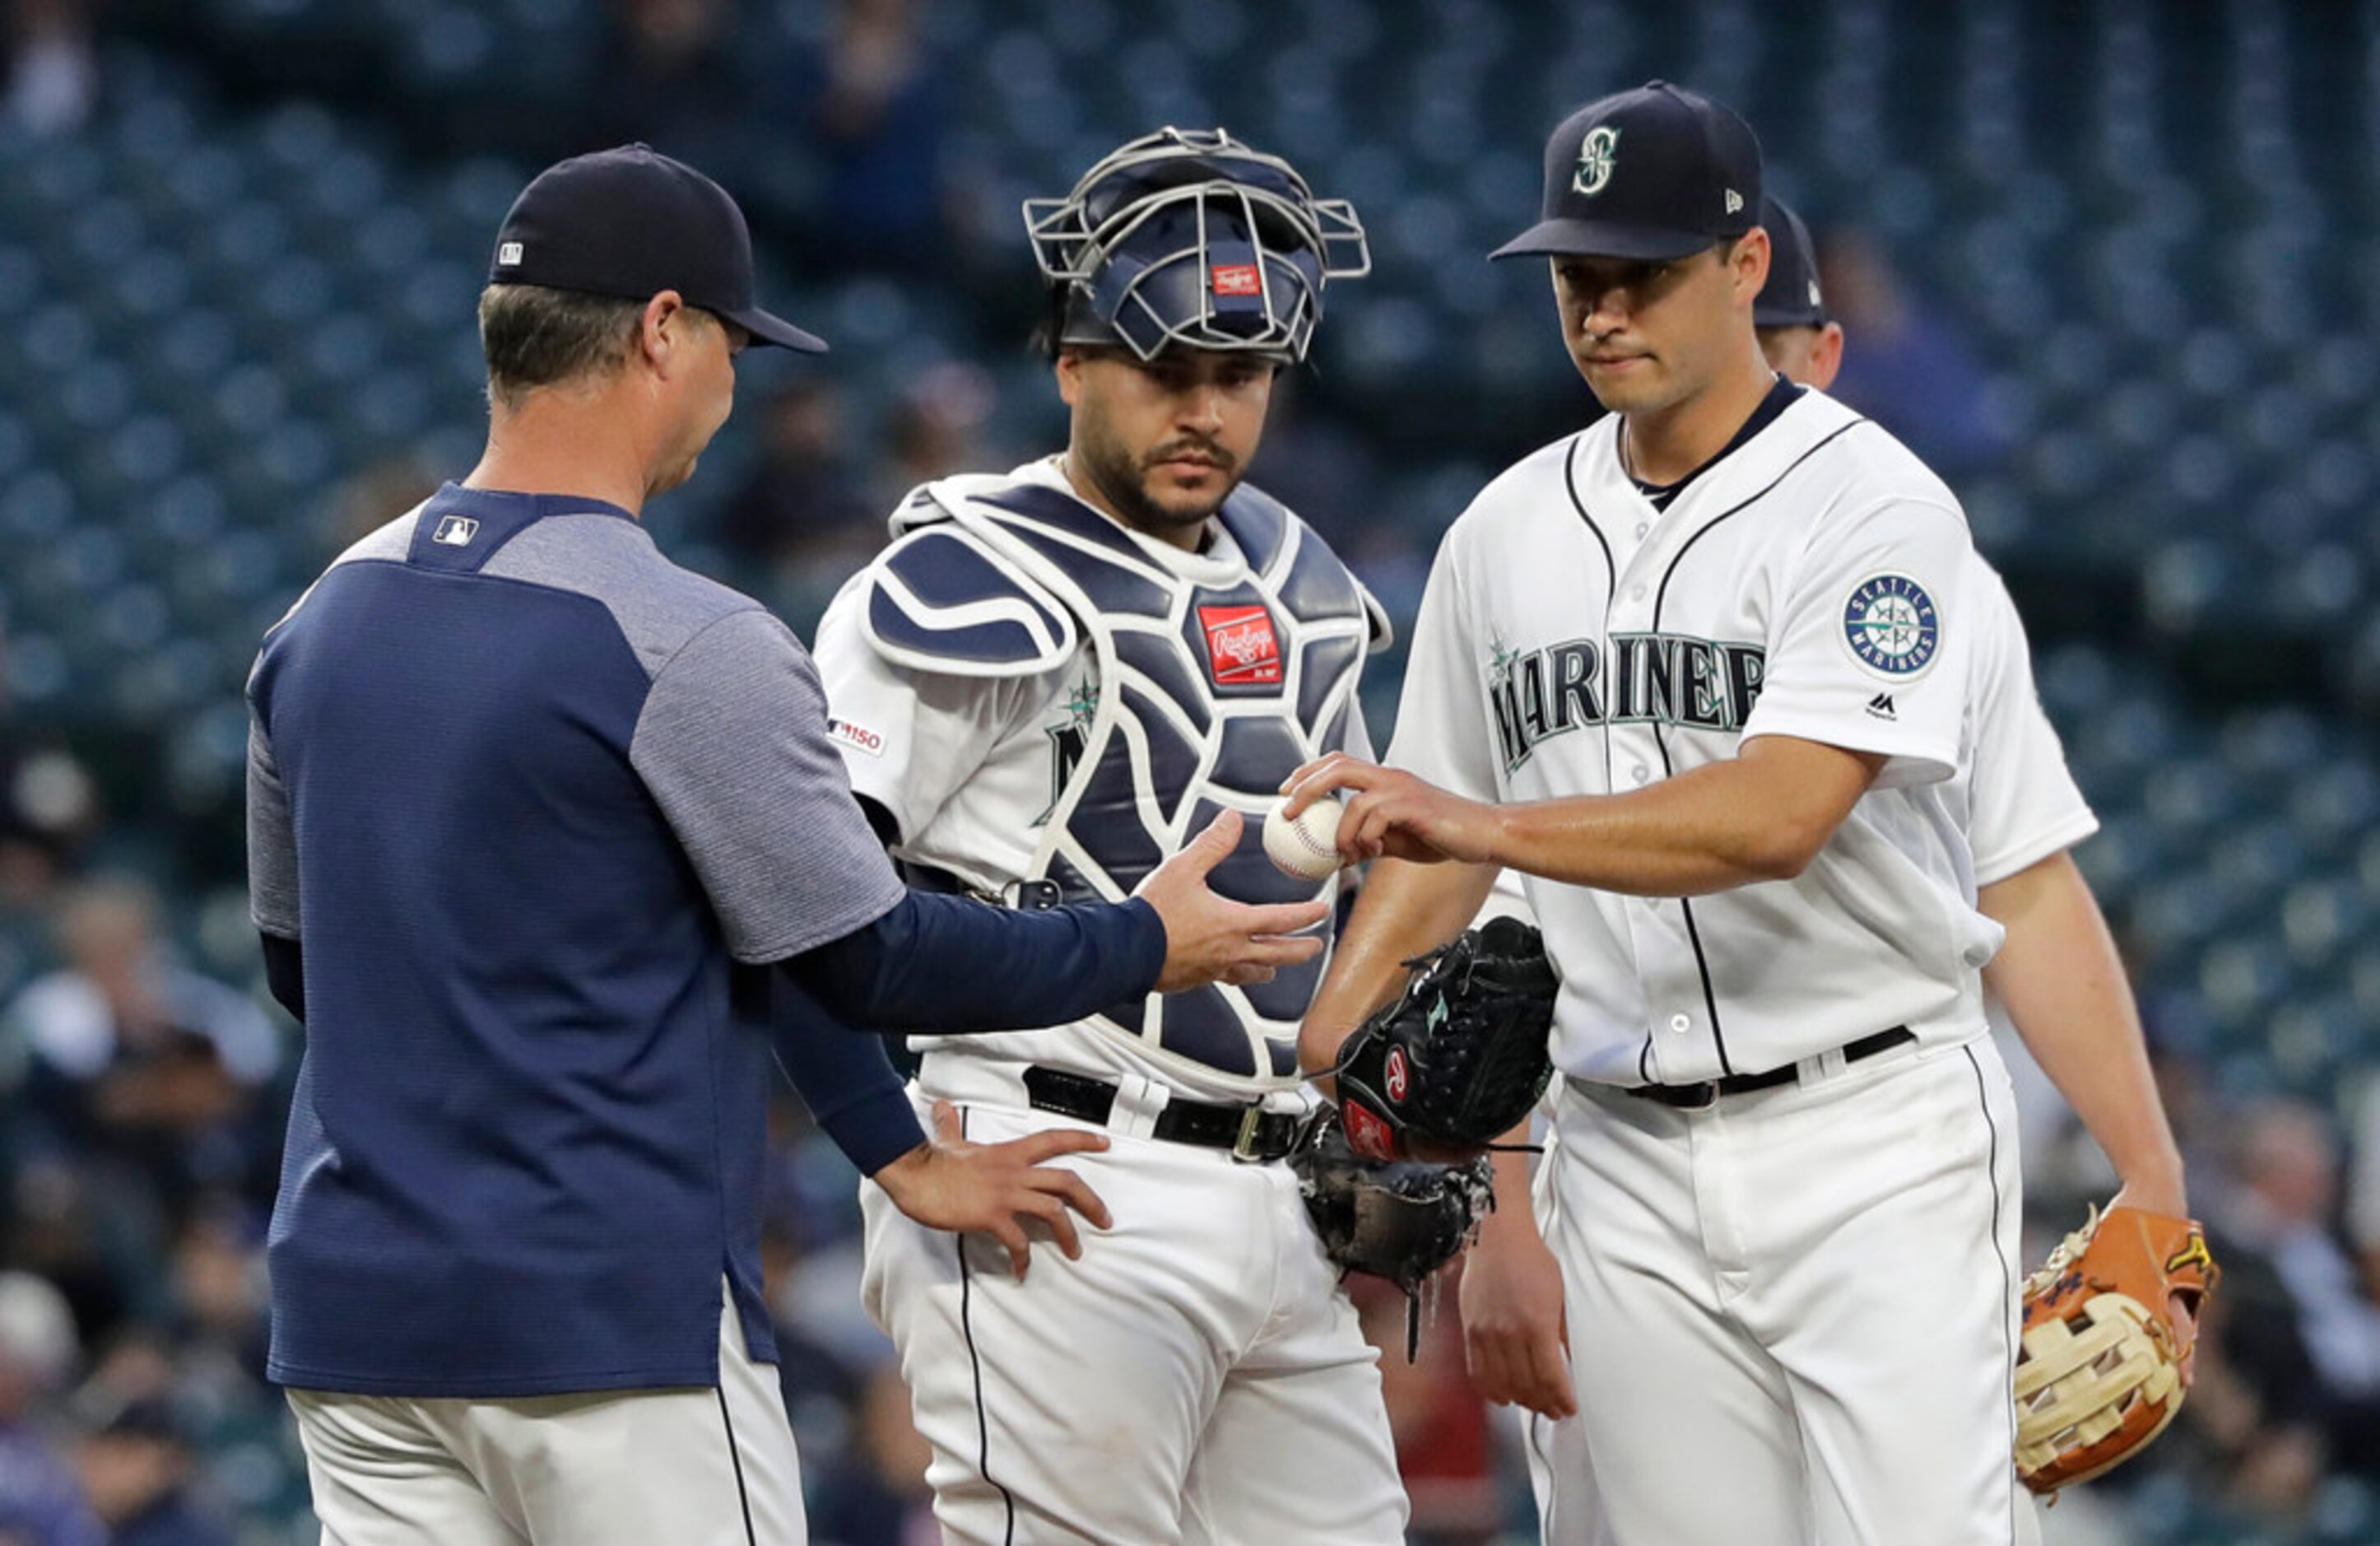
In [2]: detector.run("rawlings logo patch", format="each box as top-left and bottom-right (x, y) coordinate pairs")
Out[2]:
(1384, 1047), (1410, 1104)
(1211, 263), (1261, 296)
(1342, 1101), (1397, 1161)
(1199, 604), (1282, 686)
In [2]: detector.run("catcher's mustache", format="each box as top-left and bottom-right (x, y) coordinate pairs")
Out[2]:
(1146, 439), (1233, 471)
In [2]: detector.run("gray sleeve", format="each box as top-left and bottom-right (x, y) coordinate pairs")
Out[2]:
(630, 608), (907, 962)
(246, 710), (301, 938)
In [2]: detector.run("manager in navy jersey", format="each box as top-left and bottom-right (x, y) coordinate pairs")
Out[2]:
(242, 145), (1324, 1546)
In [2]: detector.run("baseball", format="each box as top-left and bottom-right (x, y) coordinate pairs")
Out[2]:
(1263, 796), (1344, 882)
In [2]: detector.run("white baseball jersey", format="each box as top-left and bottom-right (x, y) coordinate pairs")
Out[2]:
(1959, 560), (2097, 887)
(815, 456), (1381, 1101)
(1392, 386), (2010, 1085)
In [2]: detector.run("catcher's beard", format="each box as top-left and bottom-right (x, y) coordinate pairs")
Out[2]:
(1067, 411), (1241, 541)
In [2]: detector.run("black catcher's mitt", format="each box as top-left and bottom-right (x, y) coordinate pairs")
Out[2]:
(1290, 1108), (1494, 1355)
(1334, 915), (1559, 1160)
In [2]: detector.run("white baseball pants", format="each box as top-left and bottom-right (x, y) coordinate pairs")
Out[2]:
(287, 1282), (805, 1546)
(1531, 1034), (2039, 1546)
(859, 1079), (1406, 1545)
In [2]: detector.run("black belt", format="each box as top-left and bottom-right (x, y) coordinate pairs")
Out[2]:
(1625, 1027), (1915, 1111)
(1020, 1066), (1304, 1162)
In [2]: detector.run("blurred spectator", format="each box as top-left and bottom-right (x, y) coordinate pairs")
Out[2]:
(4, 879), (281, 1210)
(2, 0), (95, 138)
(876, 362), (992, 509)
(782, 0), (950, 273)
(709, 380), (877, 575)
(595, 0), (754, 189)
(0, 626), (100, 914)
(2210, 1100), (2380, 1478)
(323, 452), (440, 552)
(69, 1395), (233, 1546)
(806, 1362), (934, 1546)
(0, 1273), (103, 1546)
(1815, 227), (2008, 477)
(2350, 1078), (2380, 1306)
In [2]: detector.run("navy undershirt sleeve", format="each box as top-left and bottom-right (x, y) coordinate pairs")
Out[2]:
(783, 890), (1167, 1031)
(767, 892), (1163, 1176)
(768, 976), (926, 1177)
(259, 931), (305, 1023)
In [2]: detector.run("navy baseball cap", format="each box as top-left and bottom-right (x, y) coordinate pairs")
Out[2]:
(1754, 194), (1828, 328)
(1491, 81), (1763, 263)
(490, 144), (827, 353)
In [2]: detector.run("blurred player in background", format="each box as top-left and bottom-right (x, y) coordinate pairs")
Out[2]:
(812, 127), (1408, 1544)
(1453, 185), (2191, 1543)
(244, 143), (1323, 1546)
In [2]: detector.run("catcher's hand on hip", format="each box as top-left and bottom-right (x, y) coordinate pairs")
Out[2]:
(1280, 752), (1504, 867)
(873, 1101), (1113, 1282)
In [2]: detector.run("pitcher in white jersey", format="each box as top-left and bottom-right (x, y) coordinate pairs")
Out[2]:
(1453, 188), (2194, 1544)
(1286, 80), (2048, 1544)
(813, 128), (1410, 1544)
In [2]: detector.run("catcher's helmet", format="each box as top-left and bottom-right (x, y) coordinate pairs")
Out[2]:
(1024, 127), (1369, 363)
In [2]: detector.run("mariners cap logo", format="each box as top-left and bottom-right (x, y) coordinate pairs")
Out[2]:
(1572, 125), (1621, 197)
(1841, 574), (1941, 677)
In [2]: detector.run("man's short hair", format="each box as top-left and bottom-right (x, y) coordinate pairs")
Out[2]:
(478, 283), (648, 410)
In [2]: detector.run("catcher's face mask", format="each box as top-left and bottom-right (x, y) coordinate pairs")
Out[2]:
(1025, 127), (1371, 364)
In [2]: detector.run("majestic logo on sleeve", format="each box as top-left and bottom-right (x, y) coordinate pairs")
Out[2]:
(1841, 574), (1941, 678)
(1490, 633), (1767, 773)
(1198, 604), (1283, 686)
(1572, 126), (1621, 197)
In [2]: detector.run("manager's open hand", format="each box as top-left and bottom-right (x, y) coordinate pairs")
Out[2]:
(874, 1101), (1113, 1281)
(1281, 752), (1506, 867)
(1136, 809), (1329, 991)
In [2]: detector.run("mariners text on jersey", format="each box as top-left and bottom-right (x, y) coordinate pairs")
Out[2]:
(1490, 631), (1768, 772)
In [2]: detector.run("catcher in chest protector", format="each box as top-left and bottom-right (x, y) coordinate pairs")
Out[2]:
(813, 124), (1484, 1546)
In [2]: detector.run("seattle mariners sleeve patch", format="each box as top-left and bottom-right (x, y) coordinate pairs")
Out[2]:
(1840, 573), (1941, 678)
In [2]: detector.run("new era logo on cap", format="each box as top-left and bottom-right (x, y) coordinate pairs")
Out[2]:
(496, 240), (523, 267)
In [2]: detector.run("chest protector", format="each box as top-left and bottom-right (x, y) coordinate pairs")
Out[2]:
(859, 473), (1388, 1086)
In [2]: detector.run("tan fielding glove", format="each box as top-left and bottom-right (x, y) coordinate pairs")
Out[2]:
(2014, 1204), (2220, 1496)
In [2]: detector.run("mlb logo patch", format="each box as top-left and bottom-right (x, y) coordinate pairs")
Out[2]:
(1198, 604), (1282, 686)
(1211, 263), (1261, 296)
(432, 515), (480, 547)
(496, 240), (523, 267)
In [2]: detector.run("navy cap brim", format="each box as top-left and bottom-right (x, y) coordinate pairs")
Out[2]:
(1753, 300), (1827, 329)
(723, 305), (829, 353)
(1489, 219), (1721, 263)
